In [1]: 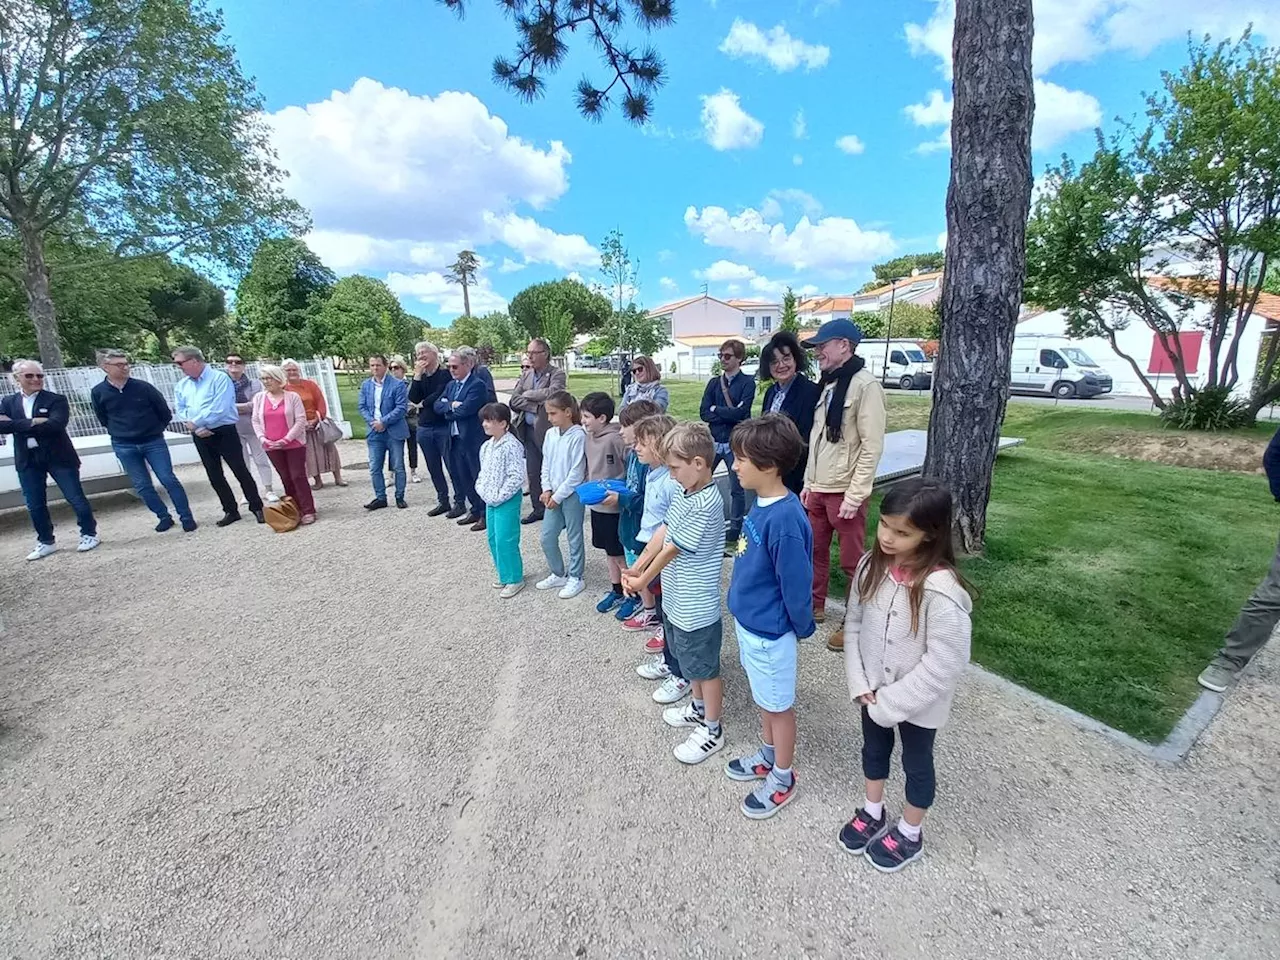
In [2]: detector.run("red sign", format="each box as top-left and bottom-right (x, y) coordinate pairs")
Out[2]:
(1148, 331), (1203, 375)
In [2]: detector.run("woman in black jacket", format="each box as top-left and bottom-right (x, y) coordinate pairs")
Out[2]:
(759, 331), (822, 494)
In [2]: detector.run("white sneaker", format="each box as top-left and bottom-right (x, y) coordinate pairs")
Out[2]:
(265, 490), (280, 503)
(411, 471), (422, 484)
(25, 542), (56, 561)
(663, 699), (703, 727)
(500, 581), (525, 599)
(654, 676), (691, 705)
(636, 658), (671, 681)
(536, 574), (568, 591)
(77, 535), (100, 553)
(674, 724), (726, 765)
(492, 581), (504, 589)
(558, 577), (586, 599)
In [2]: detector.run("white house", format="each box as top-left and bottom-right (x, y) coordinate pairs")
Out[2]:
(647, 294), (749, 377)
(1017, 284), (1280, 400)
(726, 299), (781, 341)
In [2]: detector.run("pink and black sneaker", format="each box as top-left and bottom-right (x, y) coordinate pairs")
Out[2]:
(837, 807), (888, 855)
(864, 824), (924, 873)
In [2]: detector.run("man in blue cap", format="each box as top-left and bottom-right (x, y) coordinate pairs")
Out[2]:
(801, 318), (886, 651)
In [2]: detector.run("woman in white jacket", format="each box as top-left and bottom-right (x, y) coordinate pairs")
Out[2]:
(536, 391), (588, 600)
(836, 479), (973, 874)
(476, 402), (528, 599)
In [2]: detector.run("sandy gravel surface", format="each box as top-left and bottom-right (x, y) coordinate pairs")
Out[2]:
(0, 459), (1277, 959)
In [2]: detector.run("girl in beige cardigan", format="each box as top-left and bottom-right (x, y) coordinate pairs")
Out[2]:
(837, 479), (973, 873)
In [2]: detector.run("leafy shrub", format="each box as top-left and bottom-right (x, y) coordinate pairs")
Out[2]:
(1159, 386), (1253, 430)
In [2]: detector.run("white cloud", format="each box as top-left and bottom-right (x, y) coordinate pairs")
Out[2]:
(760, 188), (823, 223)
(696, 260), (758, 282)
(498, 258), (526, 273)
(700, 89), (765, 150)
(659, 276), (679, 292)
(386, 271), (508, 317)
(936, 231), (948, 250)
(792, 109), (808, 140)
(719, 19), (831, 72)
(902, 80), (1101, 153)
(835, 134), (865, 155)
(267, 78), (589, 281)
(684, 205), (896, 273)
(792, 154), (804, 166)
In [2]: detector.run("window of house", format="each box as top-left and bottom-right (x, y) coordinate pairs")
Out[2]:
(761, 315), (772, 331)
(744, 316), (755, 329)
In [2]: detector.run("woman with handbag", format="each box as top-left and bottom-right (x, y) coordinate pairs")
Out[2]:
(282, 359), (348, 490)
(253, 366), (317, 524)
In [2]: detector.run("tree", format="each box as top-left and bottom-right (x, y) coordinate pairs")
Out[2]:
(859, 301), (940, 341)
(447, 314), (483, 351)
(236, 239), (336, 359)
(509, 278), (612, 340)
(0, 0), (308, 367)
(437, 0), (672, 123)
(780, 287), (800, 333)
(475, 310), (521, 358)
(541, 307), (574, 359)
(447, 250), (480, 318)
(922, 0), (1035, 553)
(317, 275), (416, 366)
(589, 303), (671, 357)
(870, 252), (946, 285)
(1024, 33), (1280, 419)
(142, 262), (227, 358)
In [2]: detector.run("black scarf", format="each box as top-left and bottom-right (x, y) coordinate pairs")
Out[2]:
(819, 355), (865, 444)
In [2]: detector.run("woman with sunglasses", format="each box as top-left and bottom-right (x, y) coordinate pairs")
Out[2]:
(620, 355), (670, 412)
(388, 356), (421, 483)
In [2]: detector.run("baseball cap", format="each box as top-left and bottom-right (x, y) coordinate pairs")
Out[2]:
(802, 318), (864, 347)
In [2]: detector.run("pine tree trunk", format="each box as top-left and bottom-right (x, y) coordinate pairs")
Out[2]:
(923, 0), (1034, 554)
(18, 221), (64, 368)
(462, 279), (472, 318)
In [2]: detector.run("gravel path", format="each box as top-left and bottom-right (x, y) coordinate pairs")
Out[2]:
(0, 459), (1277, 959)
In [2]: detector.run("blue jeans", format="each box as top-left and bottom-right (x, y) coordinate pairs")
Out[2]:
(540, 491), (586, 579)
(18, 464), (97, 545)
(417, 424), (451, 507)
(112, 437), (193, 523)
(367, 431), (406, 501)
(714, 443), (745, 540)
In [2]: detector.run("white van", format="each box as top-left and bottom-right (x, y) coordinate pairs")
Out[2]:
(1009, 334), (1113, 399)
(859, 338), (934, 391)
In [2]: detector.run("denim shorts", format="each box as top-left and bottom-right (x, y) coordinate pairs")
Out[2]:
(665, 615), (723, 681)
(735, 621), (798, 712)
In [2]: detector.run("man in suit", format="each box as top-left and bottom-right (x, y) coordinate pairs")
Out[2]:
(408, 340), (455, 517)
(173, 345), (265, 527)
(475, 362), (499, 404)
(434, 345), (488, 530)
(0, 360), (99, 560)
(358, 353), (410, 510)
(508, 337), (567, 524)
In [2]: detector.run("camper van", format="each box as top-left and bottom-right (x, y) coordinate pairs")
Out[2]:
(859, 339), (933, 391)
(1009, 335), (1113, 399)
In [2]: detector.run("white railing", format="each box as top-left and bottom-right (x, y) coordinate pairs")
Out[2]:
(0, 359), (346, 440)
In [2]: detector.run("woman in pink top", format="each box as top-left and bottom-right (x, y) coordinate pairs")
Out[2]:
(252, 365), (317, 523)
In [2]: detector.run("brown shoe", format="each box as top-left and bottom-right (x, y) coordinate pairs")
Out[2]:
(826, 622), (845, 652)
(813, 606), (826, 625)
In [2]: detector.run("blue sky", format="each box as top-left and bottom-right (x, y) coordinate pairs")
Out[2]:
(216, 0), (1276, 324)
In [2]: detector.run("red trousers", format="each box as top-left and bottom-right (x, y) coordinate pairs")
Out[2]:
(807, 492), (869, 608)
(267, 447), (316, 518)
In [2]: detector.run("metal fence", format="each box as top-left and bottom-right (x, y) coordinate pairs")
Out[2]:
(0, 359), (346, 440)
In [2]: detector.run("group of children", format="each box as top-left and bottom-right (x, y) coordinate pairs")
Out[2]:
(472, 390), (973, 873)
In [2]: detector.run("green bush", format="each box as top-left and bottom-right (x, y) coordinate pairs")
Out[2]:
(1159, 386), (1253, 430)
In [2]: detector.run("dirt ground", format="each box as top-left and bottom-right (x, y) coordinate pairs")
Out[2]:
(1062, 431), (1270, 473)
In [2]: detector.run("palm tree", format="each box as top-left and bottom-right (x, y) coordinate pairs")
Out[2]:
(447, 250), (480, 318)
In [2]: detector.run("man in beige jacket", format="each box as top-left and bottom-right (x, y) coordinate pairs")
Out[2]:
(801, 319), (887, 651)
(508, 337), (568, 523)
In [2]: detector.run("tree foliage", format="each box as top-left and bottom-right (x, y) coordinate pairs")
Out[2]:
(142, 262), (228, 357)
(780, 287), (800, 333)
(858, 301), (940, 341)
(316, 275), (419, 366)
(235, 239), (336, 359)
(1025, 32), (1280, 418)
(541, 307), (574, 358)
(436, 0), (673, 123)
(872, 252), (945, 284)
(509, 278), (612, 341)
(474, 310), (522, 358)
(0, 0), (308, 366)
(588, 303), (670, 357)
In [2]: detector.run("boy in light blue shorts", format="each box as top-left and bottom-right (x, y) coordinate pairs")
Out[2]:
(725, 414), (815, 819)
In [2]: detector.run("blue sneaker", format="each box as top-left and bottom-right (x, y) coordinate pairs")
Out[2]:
(614, 595), (641, 621)
(742, 771), (797, 820)
(596, 589), (624, 613)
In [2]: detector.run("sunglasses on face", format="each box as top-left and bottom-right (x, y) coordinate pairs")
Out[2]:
(390, 365), (404, 371)
(20, 373), (44, 380)
(631, 366), (644, 372)
(448, 364), (461, 370)
(719, 352), (737, 360)
(520, 365), (531, 370)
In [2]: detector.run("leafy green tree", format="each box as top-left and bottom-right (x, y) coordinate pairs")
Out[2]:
(780, 287), (800, 333)
(541, 307), (574, 359)
(588, 304), (670, 357)
(509, 278), (612, 340)
(317, 275), (415, 365)
(870, 252), (945, 285)
(475, 310), (522, 358)
(0, 0), (308, 367)
(142, 263), (227, 358)
(858, 302), (940, 341)
(447, 314), (483, 351)
(447, 250), (480, 318)
(1025, 32), (1280, 418)
(236, 239), (336, 359)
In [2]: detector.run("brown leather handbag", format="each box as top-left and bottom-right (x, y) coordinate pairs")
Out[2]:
(264, 496), (301, 533)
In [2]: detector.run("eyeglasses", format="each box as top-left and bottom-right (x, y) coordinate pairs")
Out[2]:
(447, 363), (461, 370)
(20, 373), (44, 380)
(719, 352), (738, 360)
(520, 365), (531, 370)
(631, 366), (644, 373)
(390, 365), (404, 371)
(226, 359), (244, 365)
(529, 347), (548, 354)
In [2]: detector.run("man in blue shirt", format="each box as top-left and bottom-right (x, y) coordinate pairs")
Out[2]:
(699, 338), (756, 554)
(92, 349), (196, 533)
(172, 346), (264, 526)
(358, 353), (410, 510)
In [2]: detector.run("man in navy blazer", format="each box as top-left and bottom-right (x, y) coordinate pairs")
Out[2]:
(434, 345), (488, 529)
(0, 360), (99, 560)
(358, 354), (410, 510)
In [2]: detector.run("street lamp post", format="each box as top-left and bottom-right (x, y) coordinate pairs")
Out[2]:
(882, 278), (900, 387)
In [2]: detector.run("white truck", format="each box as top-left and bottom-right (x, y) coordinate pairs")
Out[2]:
(858, 338), (934, 391)
(1009, 334), (1113, 399)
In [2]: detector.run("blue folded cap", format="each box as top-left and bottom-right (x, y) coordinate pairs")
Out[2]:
(577, 478), (629, 505)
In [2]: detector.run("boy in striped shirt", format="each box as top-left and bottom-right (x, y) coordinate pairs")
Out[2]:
(623, 422), (727, 764)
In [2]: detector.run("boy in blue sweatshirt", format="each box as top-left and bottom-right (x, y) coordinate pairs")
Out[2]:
(725, 413), (816, 819)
